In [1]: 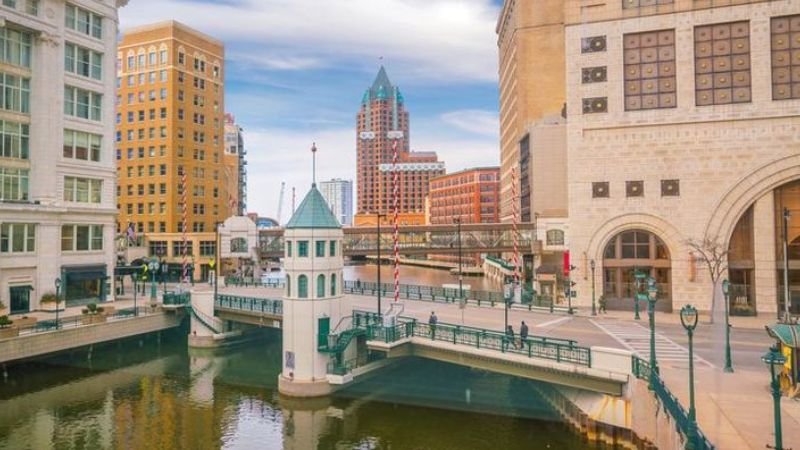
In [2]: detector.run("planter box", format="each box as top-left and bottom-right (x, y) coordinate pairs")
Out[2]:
(101, 306), (116, 316)
(81, 315), (107, 325)
(0, 327), (19, 338)
(39, 302), (64, 313)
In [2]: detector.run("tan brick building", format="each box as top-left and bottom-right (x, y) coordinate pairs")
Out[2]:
(561, 0), (800, 315)
(115, 21), (233, 280)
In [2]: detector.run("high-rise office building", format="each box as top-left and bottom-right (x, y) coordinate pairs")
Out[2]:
(319, 179), (353, 226)
(0, 0), (126, 314)
(353, 67), (445, 226)
(116, 21), (232, 280)
(224, 113), (246, 216)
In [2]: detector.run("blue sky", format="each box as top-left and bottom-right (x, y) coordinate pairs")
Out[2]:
(120, 0), (503, 220)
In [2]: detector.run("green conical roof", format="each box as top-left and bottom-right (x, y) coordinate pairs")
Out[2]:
(285, 185), (341, 229)
(368, 66), (394, 101)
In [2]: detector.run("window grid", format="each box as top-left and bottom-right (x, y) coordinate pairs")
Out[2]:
(61, 224), (103, 251)
(64, 42), (102, 80)
(0, 27), (32, 68)
(64, 86), (102, 121)
(0, 120), (28, 159)
(63, 176), (101, 203)
(63, 129), (101, 161)
(0, 222), (35, 253)
(771, 15), (800, 100)
(624, 29), (676, 110)
(0, 166), (28, 200)
(65, 4), (102, 39)
(695, 21), (751, 106)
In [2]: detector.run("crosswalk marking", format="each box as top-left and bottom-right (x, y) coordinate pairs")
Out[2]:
(591, 319), (714, 368)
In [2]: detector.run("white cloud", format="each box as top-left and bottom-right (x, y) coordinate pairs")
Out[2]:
(119, 0), (500, 83)
(440, 109), (499, 136)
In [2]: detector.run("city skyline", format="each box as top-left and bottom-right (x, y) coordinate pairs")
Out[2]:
(119, 0), (504, 218)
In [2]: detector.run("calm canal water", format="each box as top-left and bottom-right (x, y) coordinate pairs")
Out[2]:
(343, 263), (502, 292)
(0, 329), (594, 450)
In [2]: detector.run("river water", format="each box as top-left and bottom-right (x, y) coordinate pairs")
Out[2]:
(343, 263), (503, 292)
(0, 329), (593, 450)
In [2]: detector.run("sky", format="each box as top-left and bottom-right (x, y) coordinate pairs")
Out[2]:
(119, 0), (504, 221)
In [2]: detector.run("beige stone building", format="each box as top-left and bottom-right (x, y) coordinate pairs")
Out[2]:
(562, 0), (800, 315)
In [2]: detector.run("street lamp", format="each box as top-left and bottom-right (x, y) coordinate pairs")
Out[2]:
(680, 304), (699, 450)
(454, 217), (463, 300)
(54, 277), (61, 329)
(722, 279), (734, 373)
(647, 276), (659, 389)
(503, 281), (512, 332)
(762, 344), (787, 450)
(633, 271), (645, 320)
(590, 260), (597, 316)
(148, 258), (159, 301)
(781, 207), (791, 323)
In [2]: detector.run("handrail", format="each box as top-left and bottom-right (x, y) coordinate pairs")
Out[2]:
(631, 356), (715, 450)
(343, 280), (504, 304)
(1, 307), (161, 339)
(359, 319), (591, 367)
(215, 294), (283, 316)
(188, 301), (223, 334)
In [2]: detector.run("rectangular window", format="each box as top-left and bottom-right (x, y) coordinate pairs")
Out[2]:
(661, 179), (680, 197)
(0, 222), (35, 253)
(624, 29), (677, 110)
(61, 224), (103, 251)
(298, 240), (308, 257)
(592, 181), (609, 198)
(695, 21), (751, 105)
(316, 240), (325, 257)
(0, 120), (28, 159)
(64, 42), (102, 80)
(0, 166), (28, 200)
(582, 97), (608, 113)
(581, 36), (607, 53)
(172, 241), (192, 256)
(63, 176), (101, 203)
(0, 72), (29, 113)
(65, 4), (102, 39)
(329, 240), (336, 257)
(63, 129), (101, 161)
(0, 27), (32, 68)
(582, 66), (607, 84)
(64, 86), (101, 121)
(286, 241), (292, 257)
(25, 0), (38, 15)
(771, 15), (800, 100)
(625, 180), (644, 197)
(199, 241), (216, 256)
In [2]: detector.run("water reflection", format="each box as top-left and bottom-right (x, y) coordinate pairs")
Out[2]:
(0, 332), (589, 450)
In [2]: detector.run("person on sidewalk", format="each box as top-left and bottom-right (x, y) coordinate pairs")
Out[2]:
(428, 311), (438, 338)
(506, 325), (516, 350)
(519, 321), (529, 348)
(599, 295), (607, 314)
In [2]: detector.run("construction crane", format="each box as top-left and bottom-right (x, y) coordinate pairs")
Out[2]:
(276, 181), (286, 225)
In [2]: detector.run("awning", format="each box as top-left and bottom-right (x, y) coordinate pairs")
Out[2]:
(765, 323), (800, 348)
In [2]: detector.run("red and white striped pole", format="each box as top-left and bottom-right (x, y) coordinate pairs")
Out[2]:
(392, 139), (400, 303)
(511, 167), (520, 285)
(181, 170), (188, 286)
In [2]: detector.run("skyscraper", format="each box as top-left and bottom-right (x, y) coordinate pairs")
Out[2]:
(319, 179), (353, 226)
(353, 67), (444, 226)
(0, 0), (126, 314)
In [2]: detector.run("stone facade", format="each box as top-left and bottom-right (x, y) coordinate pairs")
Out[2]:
(564, 0), (800, 313)
(0, 0), (126, 314)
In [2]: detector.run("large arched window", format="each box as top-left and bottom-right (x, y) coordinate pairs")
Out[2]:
(331, 273), (337, 296)
(298, 275), (308, 298)
(603, 230), (671, 311)
(317, 274), (325, 298)
(286, 274), (291, 297)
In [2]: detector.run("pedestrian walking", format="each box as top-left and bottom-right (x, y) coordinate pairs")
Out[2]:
(429, 311), (438, 338)
(519, 321), (529, 348)
(599, 295), (607, 314)
(506, 325), (516, 350)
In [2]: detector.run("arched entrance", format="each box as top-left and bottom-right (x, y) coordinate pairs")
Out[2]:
(602, 230), (672, 312)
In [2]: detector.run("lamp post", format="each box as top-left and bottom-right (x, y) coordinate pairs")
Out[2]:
(633, 270), (645, 320)
(680, 304), (699, 450)
(148, 259), (158, 301)
(454, 217), (463, 300)
(647, 277), (659, 389)
(762, 344), (786, 450)
(722, 279), (734, 373)
(590, 260), (597, 316)
(781, 207), (791, 323)
(54, 277), (61, 329)
(504, 281), (512, 332)
(133, 272), (138, 316)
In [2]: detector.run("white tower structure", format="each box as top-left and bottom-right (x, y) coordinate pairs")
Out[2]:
(278, 183), (344, 398)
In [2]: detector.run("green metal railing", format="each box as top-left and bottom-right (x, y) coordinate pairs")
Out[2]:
(225, 276), (285, 288)
(343, 280), (504, 305)
(327, 357), (358, 376)
(5, 307), (157, 338)
(631, 356), (715, 450)
(358, 316), (590, 367)
(162, 291), (190, 306)
(215, 295), (283, 316)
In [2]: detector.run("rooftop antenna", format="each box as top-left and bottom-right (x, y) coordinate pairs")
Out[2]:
(311, 142), (317, 187)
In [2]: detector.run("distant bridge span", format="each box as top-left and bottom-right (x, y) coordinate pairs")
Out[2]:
(257, 222), (536, 258)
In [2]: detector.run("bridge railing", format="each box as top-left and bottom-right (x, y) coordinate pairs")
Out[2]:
(631, 356), (715, 450)
(362, 318), (591, 367)
(215, 294), (283, 316)
(163, 291), (190, 306)
(344, 281), (504, 305)
(224, 277), (286, 289)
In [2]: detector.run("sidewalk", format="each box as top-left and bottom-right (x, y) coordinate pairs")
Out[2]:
(588, 307), (776, 331)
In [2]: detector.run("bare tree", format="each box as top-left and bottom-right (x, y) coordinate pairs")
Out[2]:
(687, 237), (729, 324)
